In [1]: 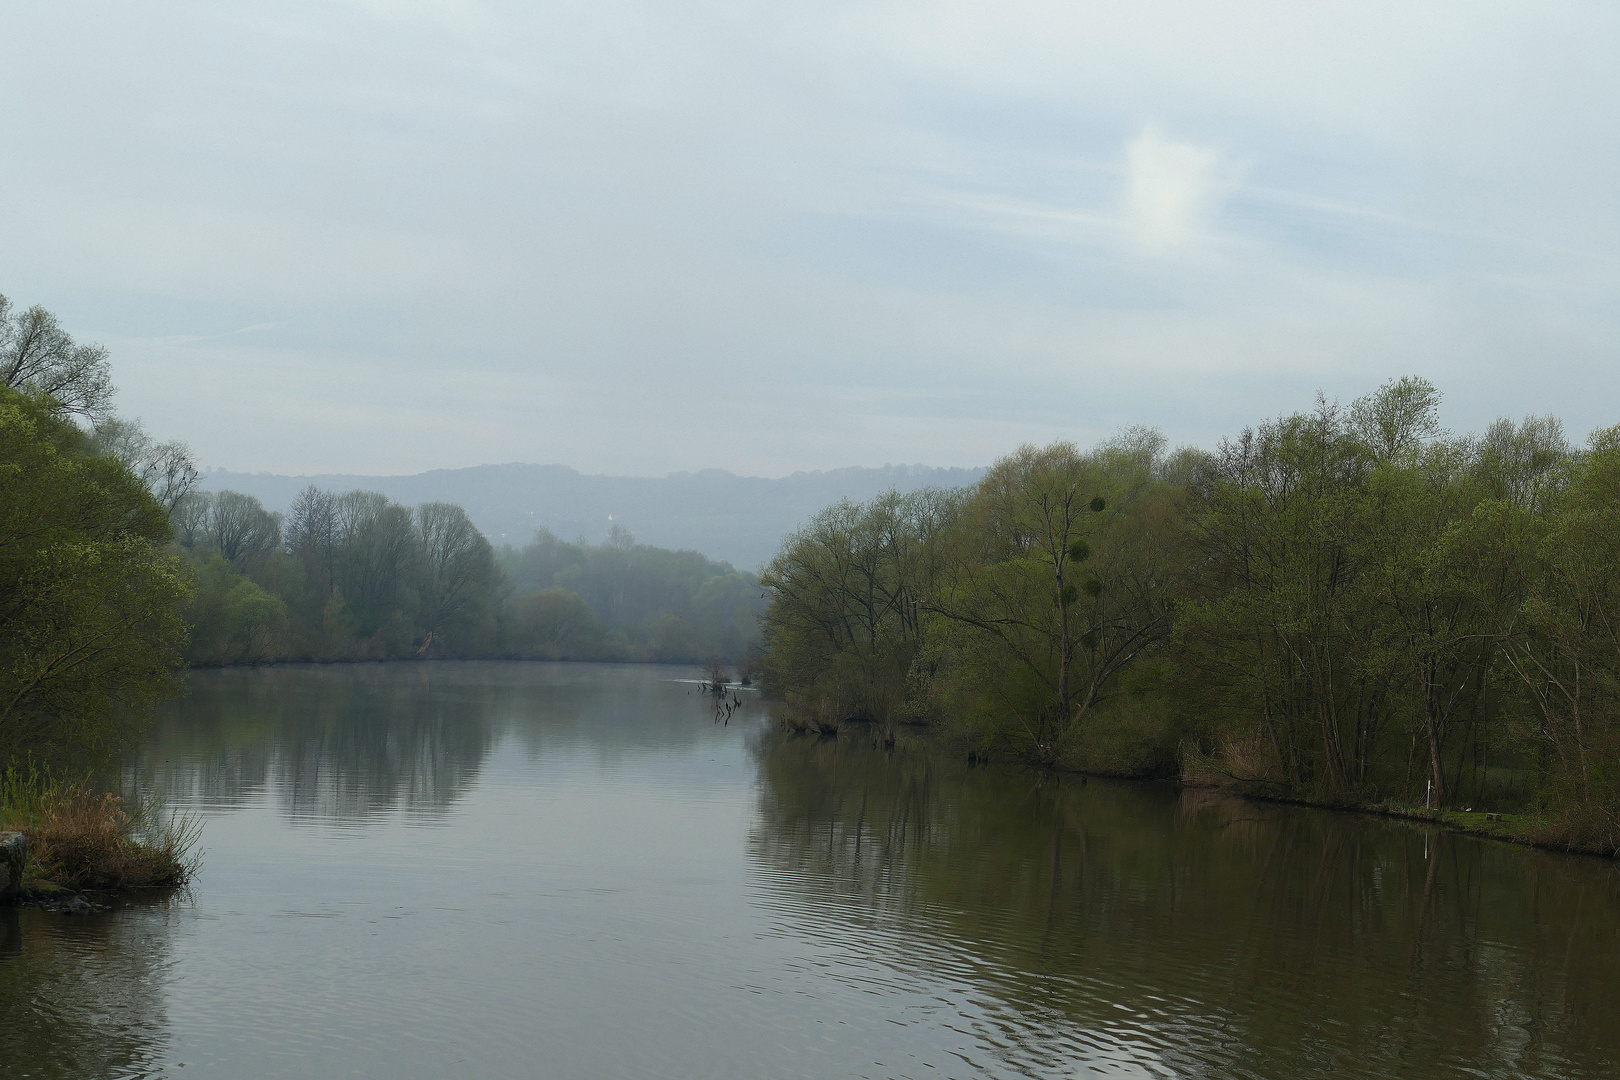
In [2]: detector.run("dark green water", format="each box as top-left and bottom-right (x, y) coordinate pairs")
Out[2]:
(3, 662), (1618, 1078)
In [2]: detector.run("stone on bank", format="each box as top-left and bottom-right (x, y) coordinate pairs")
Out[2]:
(0, 831), (25, 901)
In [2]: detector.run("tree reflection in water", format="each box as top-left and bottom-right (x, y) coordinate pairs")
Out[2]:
(750, 732), (1620, 1080)
(1, 901), (177, 1079)
(127, 663), (505, 824)
(124, 661), (736, 827)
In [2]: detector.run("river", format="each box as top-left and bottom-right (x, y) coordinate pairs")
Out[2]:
(3, 662), (1618, 1078)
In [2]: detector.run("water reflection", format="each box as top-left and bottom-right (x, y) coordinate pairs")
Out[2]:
(750, 734), (1620, 1080)
(5, 665), (1617, 1079)
(128, 662), (736, 825)
(0, 902), (178, 1079)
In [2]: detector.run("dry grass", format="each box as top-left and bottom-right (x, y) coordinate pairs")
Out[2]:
(1181, 733), (1284, 790)
(1, 769), (200, 891)
(1527, 799), (1620, 857)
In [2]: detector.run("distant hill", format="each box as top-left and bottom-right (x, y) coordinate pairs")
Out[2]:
(199, 463), (987, 571)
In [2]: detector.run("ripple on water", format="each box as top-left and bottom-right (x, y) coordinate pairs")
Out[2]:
(7, 663), (1618, 1080)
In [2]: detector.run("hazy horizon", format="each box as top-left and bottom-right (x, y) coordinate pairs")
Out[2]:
(201, 458), (984, 484)
(197, 460), (990, 569)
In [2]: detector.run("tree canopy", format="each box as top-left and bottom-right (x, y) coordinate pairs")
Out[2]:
(0, 387), (189, 764)
(0, 294), (114, 422)
(759, 378), (1620, 853)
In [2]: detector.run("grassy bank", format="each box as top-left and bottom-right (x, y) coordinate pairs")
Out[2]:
(1, 770), (200, 896)
(783, 719), (1619, 861)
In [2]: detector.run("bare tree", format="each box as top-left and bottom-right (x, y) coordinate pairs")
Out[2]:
(171, 490), (213, 548)
(334, 491), (420, 630)
(415, 502), (496, 646)
(0, 294), (114, 421)
(209, 491), (282, 565)
(91, 417), (199, 514)
(287, 486), (340, 596)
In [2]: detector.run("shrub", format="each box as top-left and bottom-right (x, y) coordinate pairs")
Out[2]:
(1, 770), (200, 890)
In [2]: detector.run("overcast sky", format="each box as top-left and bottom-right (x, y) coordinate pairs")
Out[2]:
(3, 1), (1616, 476)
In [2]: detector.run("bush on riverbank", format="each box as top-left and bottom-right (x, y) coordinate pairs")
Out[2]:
(1, 771), (199, 891)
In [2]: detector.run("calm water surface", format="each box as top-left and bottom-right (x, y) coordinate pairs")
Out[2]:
(3, 662), (1619, 1078)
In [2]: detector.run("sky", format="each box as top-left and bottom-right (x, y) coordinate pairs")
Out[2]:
(2, 1), (1617, 477)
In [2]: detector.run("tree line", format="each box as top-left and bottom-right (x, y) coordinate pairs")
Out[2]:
(1, 293), (761, 767)
(173, 488), (763, 666)
(758, 378), (1620, 852)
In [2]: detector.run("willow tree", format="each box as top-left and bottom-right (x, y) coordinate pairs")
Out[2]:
(0, 294), (114, 422)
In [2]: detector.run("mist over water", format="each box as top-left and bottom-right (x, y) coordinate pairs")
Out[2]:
(3, 662), (1618, 1078)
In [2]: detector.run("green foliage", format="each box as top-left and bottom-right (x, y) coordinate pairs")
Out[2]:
(0, 387), (190, 766)
(763, 439), (1181, 761)
(502, 588), (617, 660)
(174, 489), (762, 666)
(501, 527), (763, 662)
(184, 555), (290, 665)
(1491, 425), (1620, 851)
(759, 379), (1620, 851)
(759, 490), (960, 733)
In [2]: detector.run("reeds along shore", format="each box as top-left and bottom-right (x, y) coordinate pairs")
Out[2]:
(0, 770), (199, 896)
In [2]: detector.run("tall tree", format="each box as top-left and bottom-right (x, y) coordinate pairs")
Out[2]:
(208, 491), (282, 567)
(286, 485), (340, 598)
(0, 294), (115, 422)
(334, 491), (420, 637)
(414, 502), (496, 651)
(90, 417), (200, 514)
(926, 443), (1170, 762)
(0, 388), (189, 763)
(1495, 426), (1620, 847)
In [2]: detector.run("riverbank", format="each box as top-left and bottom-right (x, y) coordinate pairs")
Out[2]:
(1, 774), (200, 904)
(785, 720), (1619, 860)
(1176, 752), (1617, 858)
(1197, 787), (1617, 858)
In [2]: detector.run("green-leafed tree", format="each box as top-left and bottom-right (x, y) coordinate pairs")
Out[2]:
(1494, 426), (1620, 849)
(0, 387), (190, 763)
(760, 490), (960, 732)
(927, 440), (1177, 763)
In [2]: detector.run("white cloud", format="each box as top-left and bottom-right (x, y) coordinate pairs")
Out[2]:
(1121, 126), (1222, 254)
(1, 0), (1617, 474)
